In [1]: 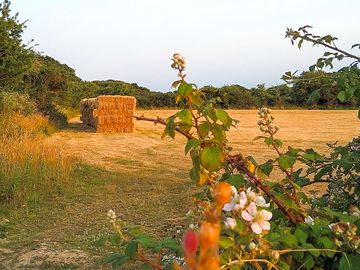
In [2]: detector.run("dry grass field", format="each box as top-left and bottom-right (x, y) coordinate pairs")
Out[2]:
(1, 109), (359, 269)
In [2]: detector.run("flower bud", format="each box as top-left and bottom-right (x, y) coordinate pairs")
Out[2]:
(224, 217), (237, 230)
(270, 250), (280, 261)
(213, 182), (232, 206)
(183, 230), (198, 255)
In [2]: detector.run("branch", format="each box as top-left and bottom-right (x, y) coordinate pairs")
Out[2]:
(300, 34), (360, 62)
(133, 115), (195, 140)
(227, 155), (300, 225)
(301, 179), (331, 187)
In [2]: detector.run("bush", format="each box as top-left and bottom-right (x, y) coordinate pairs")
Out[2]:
(0, 92), (37, 115)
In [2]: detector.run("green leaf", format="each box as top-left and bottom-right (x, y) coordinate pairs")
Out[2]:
(211, 124), (226, 141)
(171, 80), (182, 89)
(259, 161), (273, 176)
(178, 82), (193, 97)
(219, 236), (234, 249)
(302, 153), (315, 161)
(279, 234), (298, 248)
(177, 109), (192, 125)
(125, 241), (138, 259)
(215, 109), (231, 127)
(161, 238), (181, 253)
(338, 91), (346, 102)
(185, 139), (201, 155)
(294, 228), (308, 245)
(198, 122), (211, 138)
(264, 137), (273, 146)
(227, 174), (245, 189)
(200, 146), (224, 172)
(302, 254), (315, 270)
(278, 155), (296, 170)
(339, 254), (360, 270)
(106, 253), (130, 268)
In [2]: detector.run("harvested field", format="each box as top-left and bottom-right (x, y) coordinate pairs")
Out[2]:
(1, 110), (359, 269)
(56, 109), (360, 171)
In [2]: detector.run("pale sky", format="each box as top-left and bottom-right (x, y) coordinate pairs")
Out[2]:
(12, 0), (360, 92)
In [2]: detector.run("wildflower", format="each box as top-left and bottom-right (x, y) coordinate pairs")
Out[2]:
(223, 186), (239, 211)
(241, 202), (272, 234)
(304, 216), (314, 225)
(224, 217), (237, 230)
(107, 209), (116, 220)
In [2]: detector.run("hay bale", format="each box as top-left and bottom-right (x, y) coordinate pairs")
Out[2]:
(80, 96), (136, 133)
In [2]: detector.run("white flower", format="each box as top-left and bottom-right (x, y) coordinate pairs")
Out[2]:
(223, 186), (270, 212)
(241, 202), (272, 234)
(224, 217), (237, 230)
(223, 186), (239, 211)
(107, 209), (116, 220)
(305, 216), (314, 225)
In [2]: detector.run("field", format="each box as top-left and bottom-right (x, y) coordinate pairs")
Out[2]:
(0, 109), (359, 269)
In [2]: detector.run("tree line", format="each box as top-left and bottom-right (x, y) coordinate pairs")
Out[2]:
(0, 0), (358, 127)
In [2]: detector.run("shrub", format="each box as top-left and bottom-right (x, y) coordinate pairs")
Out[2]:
(106, 51), (359, 270)
(0, 92), (37, 116)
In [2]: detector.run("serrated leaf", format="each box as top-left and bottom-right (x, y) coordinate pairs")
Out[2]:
(200, 146), (224, 172)
(177, 109), (192, 125)
(185, 139), (201, 155)
(215, 109), (231, 127)
(125, 241), (138, 258)
(106, 253), (130, 268)
(338, 91), (346, 102)
(278, 155), (296, 170)
(227, 174), (245, 189)
(211, 124), (225, 141)
(198, 122), (211, 138)
(219, 236), (234, 249)
(178, 82), (193, 97)
(339, 254), (360, 270)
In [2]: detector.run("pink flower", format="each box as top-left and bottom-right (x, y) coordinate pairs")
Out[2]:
(241, 202), (272, 234)
(224, 217), (237, 229)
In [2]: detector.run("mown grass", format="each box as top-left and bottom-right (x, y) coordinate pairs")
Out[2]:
(0, 109), (358, 269)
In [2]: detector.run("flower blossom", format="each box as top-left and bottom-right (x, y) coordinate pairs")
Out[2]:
(241, 202), (272, 234)
(304, 216), (314, 225)
(223, 187), (269, 212)
(224, 217), (237, 230)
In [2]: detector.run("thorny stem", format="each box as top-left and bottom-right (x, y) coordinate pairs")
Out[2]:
(133, 116), (300, 225)
(296, 33), (360, 62)
(227, 154), (299, 225)
(265, 121), (301, 208)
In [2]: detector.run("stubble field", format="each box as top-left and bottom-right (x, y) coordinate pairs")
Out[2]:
(0, 109), (359, 269)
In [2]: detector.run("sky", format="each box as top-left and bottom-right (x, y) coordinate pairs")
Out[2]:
(11, 0), (360, 92)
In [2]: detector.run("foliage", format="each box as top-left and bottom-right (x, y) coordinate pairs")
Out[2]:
(0, 0), (33, 90)
(283, 25), (360, 116)
(108, 48), (359, 270)
(0, 91), (36, 115)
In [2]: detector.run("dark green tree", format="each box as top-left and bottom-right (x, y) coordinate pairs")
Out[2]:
(0, 0), (33, 90)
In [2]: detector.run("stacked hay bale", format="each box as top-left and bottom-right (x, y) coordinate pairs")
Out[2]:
(80, 96), (136, 132)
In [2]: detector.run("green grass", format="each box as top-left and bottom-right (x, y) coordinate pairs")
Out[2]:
(0, 162), (194, 269)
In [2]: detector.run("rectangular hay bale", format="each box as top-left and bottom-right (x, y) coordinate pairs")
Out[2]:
(80, 95), (136, 133)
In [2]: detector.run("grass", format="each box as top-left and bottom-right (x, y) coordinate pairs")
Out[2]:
(0, 109), (359, 269)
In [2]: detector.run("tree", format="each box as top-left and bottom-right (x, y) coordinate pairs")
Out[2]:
(0, 0), (33, 90)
